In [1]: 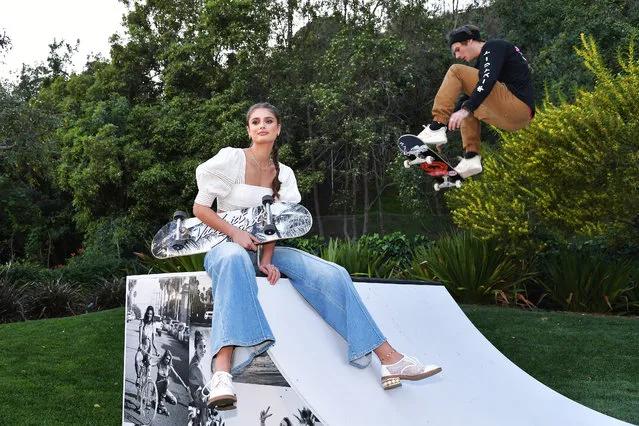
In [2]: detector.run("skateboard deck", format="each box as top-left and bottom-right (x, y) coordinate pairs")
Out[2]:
(151, 198), (313, 259)
(397, 134), (463, 191)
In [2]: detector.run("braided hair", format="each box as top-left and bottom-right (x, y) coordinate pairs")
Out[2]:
(246, 102), (282, 199)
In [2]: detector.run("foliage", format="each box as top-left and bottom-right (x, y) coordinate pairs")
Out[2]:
(319, 238), (400, 278)
(86, 277), (127, 311)
(135, 251), (206, 273)
(0, 262), (57, 285)
(26, 279), (84, 319)
(489, 0), (639, 102)
(282, 235), (327, 256)
(404, 231), (536, 305)
(0, 272), (30, 323)
(358, 232), (430, 265)
(538, 246), (638, 313)
(447, 35), (639, 254)
(4, 1), (639, 316)
(59, 247), (135, 283)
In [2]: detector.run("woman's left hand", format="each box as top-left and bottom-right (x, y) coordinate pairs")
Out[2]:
(259, 263), (281, 285)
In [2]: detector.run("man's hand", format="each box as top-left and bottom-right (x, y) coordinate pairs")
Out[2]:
(448, 109), (471, 131)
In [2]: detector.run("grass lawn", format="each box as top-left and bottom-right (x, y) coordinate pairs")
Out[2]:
(0, 305), (637, 426)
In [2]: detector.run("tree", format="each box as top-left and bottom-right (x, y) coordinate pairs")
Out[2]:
(0, 80), (79, 265)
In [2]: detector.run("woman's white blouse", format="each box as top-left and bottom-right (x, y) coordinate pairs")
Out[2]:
(194, 147), (301, 212)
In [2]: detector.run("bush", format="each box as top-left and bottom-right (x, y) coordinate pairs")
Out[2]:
(0, 262), (58, 285)
(318, 238), (398, 278)
(61, 249), (135, 283)
(26, 279), (85, 319)
(0, 274), (30, 323)
(538, 246), (637, 313)
(405, 231), (536, 305)
(282, 235), (327, 256)
(135, 251), (205, 273)
(86, 277), (127, 311)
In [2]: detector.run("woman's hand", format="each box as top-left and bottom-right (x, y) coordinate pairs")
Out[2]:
(229, 228), (262, 252)
(259, 263), (281, 285)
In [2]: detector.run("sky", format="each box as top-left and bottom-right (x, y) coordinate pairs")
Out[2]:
(0, 0), (128, 81)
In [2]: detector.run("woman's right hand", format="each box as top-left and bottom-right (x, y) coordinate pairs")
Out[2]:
(229, 228), (261, 252)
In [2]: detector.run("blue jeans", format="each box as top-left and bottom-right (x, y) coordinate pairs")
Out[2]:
(204, 242), (386, 374)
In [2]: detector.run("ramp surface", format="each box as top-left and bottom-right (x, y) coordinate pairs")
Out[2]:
(257, 279), (631, 426)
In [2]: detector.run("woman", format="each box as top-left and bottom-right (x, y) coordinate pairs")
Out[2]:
(188, 330), (209, 403)
(188, 330), (223, 425)
(193, 103), (442, 410)
(155, 349), (188, 417)
(135, 305), (159, 387)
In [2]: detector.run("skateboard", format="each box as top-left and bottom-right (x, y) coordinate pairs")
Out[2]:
(151, 195), (313, 259)
(397, 134), (463, 191)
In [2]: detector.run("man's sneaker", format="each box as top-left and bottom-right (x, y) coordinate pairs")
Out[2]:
(205, 371), (237, 410)
(417, 124), (447, 145)
(380, 355), (442, 390)
(455, 155), (482, 178)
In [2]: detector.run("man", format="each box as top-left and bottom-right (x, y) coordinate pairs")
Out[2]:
(418, 25), (535, 178)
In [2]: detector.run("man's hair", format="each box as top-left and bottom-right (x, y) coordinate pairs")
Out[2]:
(448, 25), (483, 47)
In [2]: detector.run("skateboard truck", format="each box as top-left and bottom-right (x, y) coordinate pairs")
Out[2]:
(433, 176), (463, 192)
(402, 145), (434, 168)
(171, 211), (188, 250)
(261, 195), (278, 236)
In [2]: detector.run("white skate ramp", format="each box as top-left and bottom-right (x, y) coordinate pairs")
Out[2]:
(258, 279), (631, 426)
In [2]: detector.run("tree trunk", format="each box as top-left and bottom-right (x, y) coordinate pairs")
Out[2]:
(307, 105), (324, 237)
(351, 172), (358, 239)
(362, 160), (369, 235)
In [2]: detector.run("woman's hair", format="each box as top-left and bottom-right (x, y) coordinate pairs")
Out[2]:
(194, 330), (204, 349)
(143, 305), (155, 325)
(246, 102), (282, 199)
(161, 349), (173, 365)
(280, 418), (292, 426)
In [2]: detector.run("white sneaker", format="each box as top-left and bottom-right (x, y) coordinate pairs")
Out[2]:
(380, 355), (442, 390)
(205, 371), (237, 410)
(417, 124), (447, 145)
(454, 155), (482, 178)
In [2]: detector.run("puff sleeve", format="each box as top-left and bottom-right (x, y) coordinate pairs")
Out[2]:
(277, 163), (302, 203)
(194, 147), (243, 207)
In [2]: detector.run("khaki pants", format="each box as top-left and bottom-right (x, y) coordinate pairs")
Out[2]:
(432, 64), (531, 153)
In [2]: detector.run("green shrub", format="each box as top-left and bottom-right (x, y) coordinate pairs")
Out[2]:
(538, 247), (637, 313)
(283, 235), (327, 256)
(0, 262), (58, 285)
(0, 274), (31, 323)
(405, 231), (536, 305)
(319, 238), (398, 278)
(26, 279), (85, 319)
(61, 249), (135, 283)
(86, 277), (126, 311)
(135, 251), (206, 273)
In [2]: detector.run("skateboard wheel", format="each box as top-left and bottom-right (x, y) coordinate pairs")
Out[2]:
(433, 183), (441, 192)
(425, 156), (434, 164)
(264, 224), (277, 236)
(455, 180), (462, 189)
(262, 194), (274, 205)
(403, 160), (411, 168)
(173, 211), (186, 221)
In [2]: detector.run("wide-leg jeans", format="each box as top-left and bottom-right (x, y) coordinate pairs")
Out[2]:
(204, 242), (386, 374)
